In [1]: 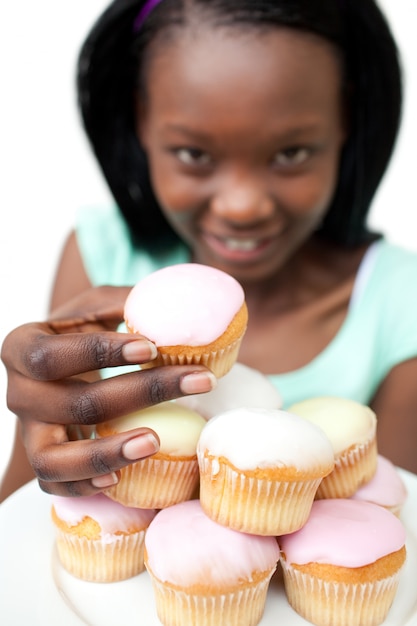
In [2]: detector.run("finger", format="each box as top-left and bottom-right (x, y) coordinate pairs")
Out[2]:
(2, 325), (157, 381)
(10, 366), (217, 426)
(25, 421), (160, 497)
(48, 285), (131, 330)
(38, 476), (117, 497)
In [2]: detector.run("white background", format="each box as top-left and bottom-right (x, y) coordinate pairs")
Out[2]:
(0, 1), (416, 485)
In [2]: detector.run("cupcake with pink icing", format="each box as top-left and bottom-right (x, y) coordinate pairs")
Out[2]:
(278, 498), (406, 626)
(124, 263), (248, 378)
(96, 401), (206, 509)
(197, 407), (334, 535)
(350, 454), (408, 517)
(144, 499), (279, 626)
(288, 396), (378, 498)
(51, 493), (157, 582)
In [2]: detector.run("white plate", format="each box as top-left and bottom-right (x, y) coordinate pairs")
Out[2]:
(1, 471), (417, 626)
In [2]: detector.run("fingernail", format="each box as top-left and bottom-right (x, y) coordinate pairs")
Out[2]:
(91, 472), (119, 489)
(123, 433), (159, 460)
(180, 371), (217, 394)
(122, 340), (158, 362)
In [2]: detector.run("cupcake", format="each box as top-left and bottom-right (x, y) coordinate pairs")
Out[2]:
(124, 263), (248, 378)
(51, 493), (156, 582)
(278, 498), (407, 626)
(96, 401), (206, 508)
(288, 396), (377, 498)
(176, 362), (282, 420)
(350, 454), (408, 516)
(197, 407), (334, 535)
(144, 499), (279, 626)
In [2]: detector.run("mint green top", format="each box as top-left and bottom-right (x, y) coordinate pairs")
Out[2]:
(76, 204), (417, 408)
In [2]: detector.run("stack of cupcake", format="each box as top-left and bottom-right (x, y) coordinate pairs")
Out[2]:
(49, 264), (408, 626)
(194, 398), (407, 626)
(277, 397), (408, 626)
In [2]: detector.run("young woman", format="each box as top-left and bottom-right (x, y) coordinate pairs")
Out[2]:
(2, 0), (416, 502)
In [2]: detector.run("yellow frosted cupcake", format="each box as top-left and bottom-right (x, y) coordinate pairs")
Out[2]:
(124, 263), (248, 378)
(96, 401), (206, 508)
(51, 493), (156, 582)
(197, 407), (334, 535)
(288, 396), (377, 498)
(144, 499), (279, 626)
(278, 498), (406, 626)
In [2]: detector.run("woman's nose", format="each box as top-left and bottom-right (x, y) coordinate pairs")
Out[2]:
(210, 173), (274, 225)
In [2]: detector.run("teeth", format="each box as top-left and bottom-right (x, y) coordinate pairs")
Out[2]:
(224, 238), (258, 251)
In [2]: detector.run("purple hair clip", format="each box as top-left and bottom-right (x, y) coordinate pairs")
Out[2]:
(133, 0), (163, 31)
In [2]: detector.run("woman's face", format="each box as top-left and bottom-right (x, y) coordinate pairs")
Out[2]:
(137, 26), (346, 284)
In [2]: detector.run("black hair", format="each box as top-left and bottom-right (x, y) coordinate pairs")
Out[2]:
(77, 0), (402, 250)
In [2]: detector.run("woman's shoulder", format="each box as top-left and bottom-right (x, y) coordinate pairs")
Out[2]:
(371, 239), (417, 297)
(352, 239), (417, 306)
(76, 203), (129, 236)
(76, 204), (130, 251)
(75, 204), (189, 286)
(374, 239), (417, 267)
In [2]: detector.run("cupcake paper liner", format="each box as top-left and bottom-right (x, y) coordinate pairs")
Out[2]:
(55, 529), (146, 582)
(147, 568), (273, 626)
(281, 560), (402, 626)
(199, 456), (323, 535)
(105, 455), (200, 509)
(387, 504), (402, 518)
(316, 437), (377, 499)
(140, 336), (244, 378)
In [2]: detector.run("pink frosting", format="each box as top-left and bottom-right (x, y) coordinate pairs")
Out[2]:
(145, 500), (279, 586)
(51, 494), (156, 542)
(351, 455), (408, 507)
(124, 263), (245, 346)
(278, 499), (406, 567)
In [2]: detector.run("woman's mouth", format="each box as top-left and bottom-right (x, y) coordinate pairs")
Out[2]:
(203, 232), (273, 262)
(223, 237), (259, 252)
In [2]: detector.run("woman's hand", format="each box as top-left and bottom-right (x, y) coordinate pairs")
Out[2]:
(1, 286), (216, 497)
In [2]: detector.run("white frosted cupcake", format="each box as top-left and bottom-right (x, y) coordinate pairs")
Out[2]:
(176, 362), (282, 419)
(197, 407), (334, 535)
(350, 454), (408, 516)
(144, 499), (279, 626)
(96, 401), (206, 508)
(288, 396), (377, 498)
(51, 493), (156, 582)
(278, 499), (406, 626)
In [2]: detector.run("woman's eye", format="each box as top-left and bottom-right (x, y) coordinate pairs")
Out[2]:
(273, 147), (310, 167)
(175, 148), (212, 166)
